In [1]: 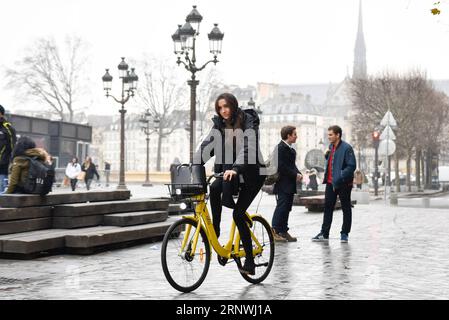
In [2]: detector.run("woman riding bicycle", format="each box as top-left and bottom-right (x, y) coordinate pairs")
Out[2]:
(193, 92), (265, 275)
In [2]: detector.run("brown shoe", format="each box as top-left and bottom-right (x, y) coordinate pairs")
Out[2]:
(280, 232), (298, 242)
(273, 230), (288, 242)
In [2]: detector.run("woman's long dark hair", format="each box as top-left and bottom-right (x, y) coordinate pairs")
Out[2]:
(214, 93), (243, 129)
(11, 136), (36, 158)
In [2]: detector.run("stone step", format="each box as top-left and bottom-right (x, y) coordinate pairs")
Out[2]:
(103, 211), (168, 227)
(0, 207), (52, 221)
(0, 218), (179, 257)
(0, 218), (52, 235)
(52, 215), (104, 229)
(65, 219), (175, 249)
(53, 198), (169, 217)
(0, 229), (73, 254)
(0, 190), (131, 208)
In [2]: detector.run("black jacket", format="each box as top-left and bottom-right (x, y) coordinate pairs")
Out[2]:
(82, 162), (100, 181)
(0, 118), (17, 174)
(195, 108), (265, 196)
(273, 141), (301, 194)
(196, 109), (264, 179)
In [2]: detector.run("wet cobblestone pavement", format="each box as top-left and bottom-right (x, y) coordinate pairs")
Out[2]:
(1, 185), (448, 299)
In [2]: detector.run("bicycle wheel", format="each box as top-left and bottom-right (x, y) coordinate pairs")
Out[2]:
(236, 215), (275, 284)
(161, 218), (211, 293)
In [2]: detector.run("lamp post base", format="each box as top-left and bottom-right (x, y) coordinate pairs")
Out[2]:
(142, 182), (153, 187)
(116, 184), (128, 191)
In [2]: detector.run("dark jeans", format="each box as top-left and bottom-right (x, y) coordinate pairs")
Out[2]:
(272, 191), (294, 233)
(85, 179), (93, 190)
(70, 179), (78, 191)
(210, 175), (265, 262)
(321, 183), (352, 237)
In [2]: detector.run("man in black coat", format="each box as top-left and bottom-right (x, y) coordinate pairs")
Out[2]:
(272, 126), (302, 242)
(0, 105), (17, 193)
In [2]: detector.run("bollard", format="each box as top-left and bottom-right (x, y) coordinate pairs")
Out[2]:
(422, 198), (430, 208)
(390, 192), (398, 206)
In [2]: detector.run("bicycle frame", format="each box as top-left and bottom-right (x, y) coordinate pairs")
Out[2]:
(180, 194), (264, 260)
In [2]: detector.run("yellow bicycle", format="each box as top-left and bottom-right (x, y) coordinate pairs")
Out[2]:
(161, 173), (275, 293)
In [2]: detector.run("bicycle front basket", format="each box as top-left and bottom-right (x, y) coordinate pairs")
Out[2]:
(169, 164), (207, 197)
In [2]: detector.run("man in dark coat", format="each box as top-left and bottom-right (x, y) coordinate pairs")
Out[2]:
(0, 105), (17, 193)
(272, 126), (302, 242)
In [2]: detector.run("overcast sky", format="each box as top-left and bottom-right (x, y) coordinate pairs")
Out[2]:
(1, 0), (449, 115)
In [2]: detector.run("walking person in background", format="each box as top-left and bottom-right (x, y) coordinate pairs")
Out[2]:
(81, 156), (100, 191)
(0, 105), (17, 193)
(104, 161), (111, 187)
(271, 126), (302, 243)
(304, 170), (310, 190)
(308, 168), (319, 191)
(312, 125), (356, 243)
(65, 157), (82, 191)
(354, 169), (364, 190)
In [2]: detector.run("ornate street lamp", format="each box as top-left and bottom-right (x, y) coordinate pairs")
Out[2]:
(102, 57), (138, 190)
(172, 5), (224, 163)
(247, 97), (262, 115)
(139, 110), (160, 187)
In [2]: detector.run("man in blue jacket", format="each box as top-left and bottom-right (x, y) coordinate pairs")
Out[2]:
(312, 125), (356, 243)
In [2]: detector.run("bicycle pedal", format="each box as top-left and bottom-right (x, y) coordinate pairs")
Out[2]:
(217, 255), (228, 266)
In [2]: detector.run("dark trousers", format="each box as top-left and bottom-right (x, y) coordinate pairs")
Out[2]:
(321, 183), (352, 237)
(272, 191), (294, 233)
(85, 179), (93, 190)
(210, 175), (265, 262)
(70, 179), (78, 191)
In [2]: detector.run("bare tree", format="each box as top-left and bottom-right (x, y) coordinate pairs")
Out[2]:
(349, 71), (448, 192)
(4, 36), (89, 122)
(137, 57), (187, 171)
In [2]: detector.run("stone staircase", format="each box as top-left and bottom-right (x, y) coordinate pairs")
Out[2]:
(0, 191), (179, 259)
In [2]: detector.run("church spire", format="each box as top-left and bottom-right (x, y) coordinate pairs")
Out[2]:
(353, 0), (367, 79)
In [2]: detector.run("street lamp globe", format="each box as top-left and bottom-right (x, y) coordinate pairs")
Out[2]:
(208, 23), (224, 56)
(123, 71), (132, 92)
(172, 25), (183, 56)
(117, 57), (129, 78)
(129, 68), (139, 90)
(102, 69), (113, 92)
(186, 5), (203, 35)
(247, 97), (255, 109)
(179, 22), (195, 51)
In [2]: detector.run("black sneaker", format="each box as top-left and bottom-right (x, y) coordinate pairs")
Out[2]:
(238, 259), (255, 275)
(311, 232), (329, 242)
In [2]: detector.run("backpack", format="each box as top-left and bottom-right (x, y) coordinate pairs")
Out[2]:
(23, 156), (55, 195)
(263, 145), (280, 185)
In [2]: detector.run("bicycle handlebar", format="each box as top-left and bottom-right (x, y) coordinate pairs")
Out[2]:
(207, 172), (224, 184)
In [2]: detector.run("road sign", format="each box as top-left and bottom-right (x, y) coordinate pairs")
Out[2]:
(381, 110), (397, 127)
(378, 139), (396, 156)
(380, 125), (396, 140)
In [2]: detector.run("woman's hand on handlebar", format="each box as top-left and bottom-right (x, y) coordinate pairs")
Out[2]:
(223, 170), (237, 181)
(207, 172), (223, 183)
